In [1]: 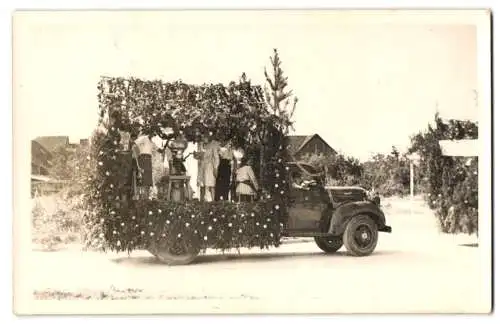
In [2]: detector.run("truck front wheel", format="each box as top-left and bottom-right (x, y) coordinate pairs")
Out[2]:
(343, 214), (378, 256)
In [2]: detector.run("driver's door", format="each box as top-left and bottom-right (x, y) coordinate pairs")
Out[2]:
(287, 184), (329, 231)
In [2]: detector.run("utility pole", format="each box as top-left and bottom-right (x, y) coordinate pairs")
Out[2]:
(408, 153), (420, 216)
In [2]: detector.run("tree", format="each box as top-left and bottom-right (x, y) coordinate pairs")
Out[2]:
(301, 152), (364, 187)
(408, 113), (479, 234)
(260, 49), (298, 183)
(264, 49), (298, 127)
(48, 146), (77, 180)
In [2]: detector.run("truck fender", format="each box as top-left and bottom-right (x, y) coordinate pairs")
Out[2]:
(327, 201), (387, 236)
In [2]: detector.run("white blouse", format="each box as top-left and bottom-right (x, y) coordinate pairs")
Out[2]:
(135, 135), (154, 155)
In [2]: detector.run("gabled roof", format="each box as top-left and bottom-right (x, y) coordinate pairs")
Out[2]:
(31, 140), (53, 163)
(286, 134), (335, 155)
(287, 135), (311, 155)
(34, 136), (69, 152)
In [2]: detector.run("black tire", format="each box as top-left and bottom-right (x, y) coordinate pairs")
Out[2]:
(314, 236), (343, 253)
(343, 214), (378, 256)
(148, 238), (200, 266)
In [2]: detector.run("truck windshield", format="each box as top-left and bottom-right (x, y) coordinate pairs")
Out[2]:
(300, 164), (320, 175)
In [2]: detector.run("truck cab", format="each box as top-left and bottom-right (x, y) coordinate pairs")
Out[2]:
(284, 161), (391, 256)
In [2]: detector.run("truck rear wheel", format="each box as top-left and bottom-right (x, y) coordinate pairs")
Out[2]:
(148, 238), (200, 266)
(343, 214), (378, 256)
(314, 236), (343, 253)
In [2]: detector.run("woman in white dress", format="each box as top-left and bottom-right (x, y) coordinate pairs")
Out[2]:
(195, 134), (220, 202)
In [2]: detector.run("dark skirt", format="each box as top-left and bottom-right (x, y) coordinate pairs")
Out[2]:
(215, 159), (231, 201)
(138, 154), (153, 186)
(238, 194), (254, 203)
(117, 151), (133, 188)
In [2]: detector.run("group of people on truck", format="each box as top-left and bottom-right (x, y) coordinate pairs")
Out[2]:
(115, 127), (260, 203)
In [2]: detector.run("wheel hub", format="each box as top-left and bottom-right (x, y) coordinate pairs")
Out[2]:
(355, 225), (372, 248)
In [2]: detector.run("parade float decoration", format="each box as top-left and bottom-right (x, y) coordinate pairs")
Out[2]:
(82, 75), (293, 264)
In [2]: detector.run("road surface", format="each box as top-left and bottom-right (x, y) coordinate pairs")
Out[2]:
(20, 197), (491, 314)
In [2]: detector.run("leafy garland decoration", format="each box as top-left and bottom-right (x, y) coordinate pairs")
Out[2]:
(83, 76), (292, 252)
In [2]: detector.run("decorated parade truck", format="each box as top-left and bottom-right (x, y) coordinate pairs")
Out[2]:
(83, 76), (391, 265)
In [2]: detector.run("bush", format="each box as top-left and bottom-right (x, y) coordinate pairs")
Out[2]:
(409, 114), (478, 234)
(361, 151), (411, 197)
(300, 152), (364, 187)
(32, 191), (86, 250)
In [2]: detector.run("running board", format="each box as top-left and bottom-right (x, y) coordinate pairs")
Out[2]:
(282, 232), (330, 238)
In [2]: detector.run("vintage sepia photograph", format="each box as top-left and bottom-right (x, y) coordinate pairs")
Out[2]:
(12, 9), (492, 314)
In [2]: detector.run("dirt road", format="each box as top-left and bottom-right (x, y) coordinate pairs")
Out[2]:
(21, 197), (491, 314)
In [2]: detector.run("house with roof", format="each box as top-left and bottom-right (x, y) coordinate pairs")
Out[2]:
(286, 134), (336, 159)
(31, 136), (77, 196)
(31, 140), (53, 176)
(34, 136), (70, 152)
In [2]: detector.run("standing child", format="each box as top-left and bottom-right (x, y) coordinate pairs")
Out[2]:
(235, 156), (259, 202)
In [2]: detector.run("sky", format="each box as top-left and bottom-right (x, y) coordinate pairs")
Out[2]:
(14, 11), (480, 161)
